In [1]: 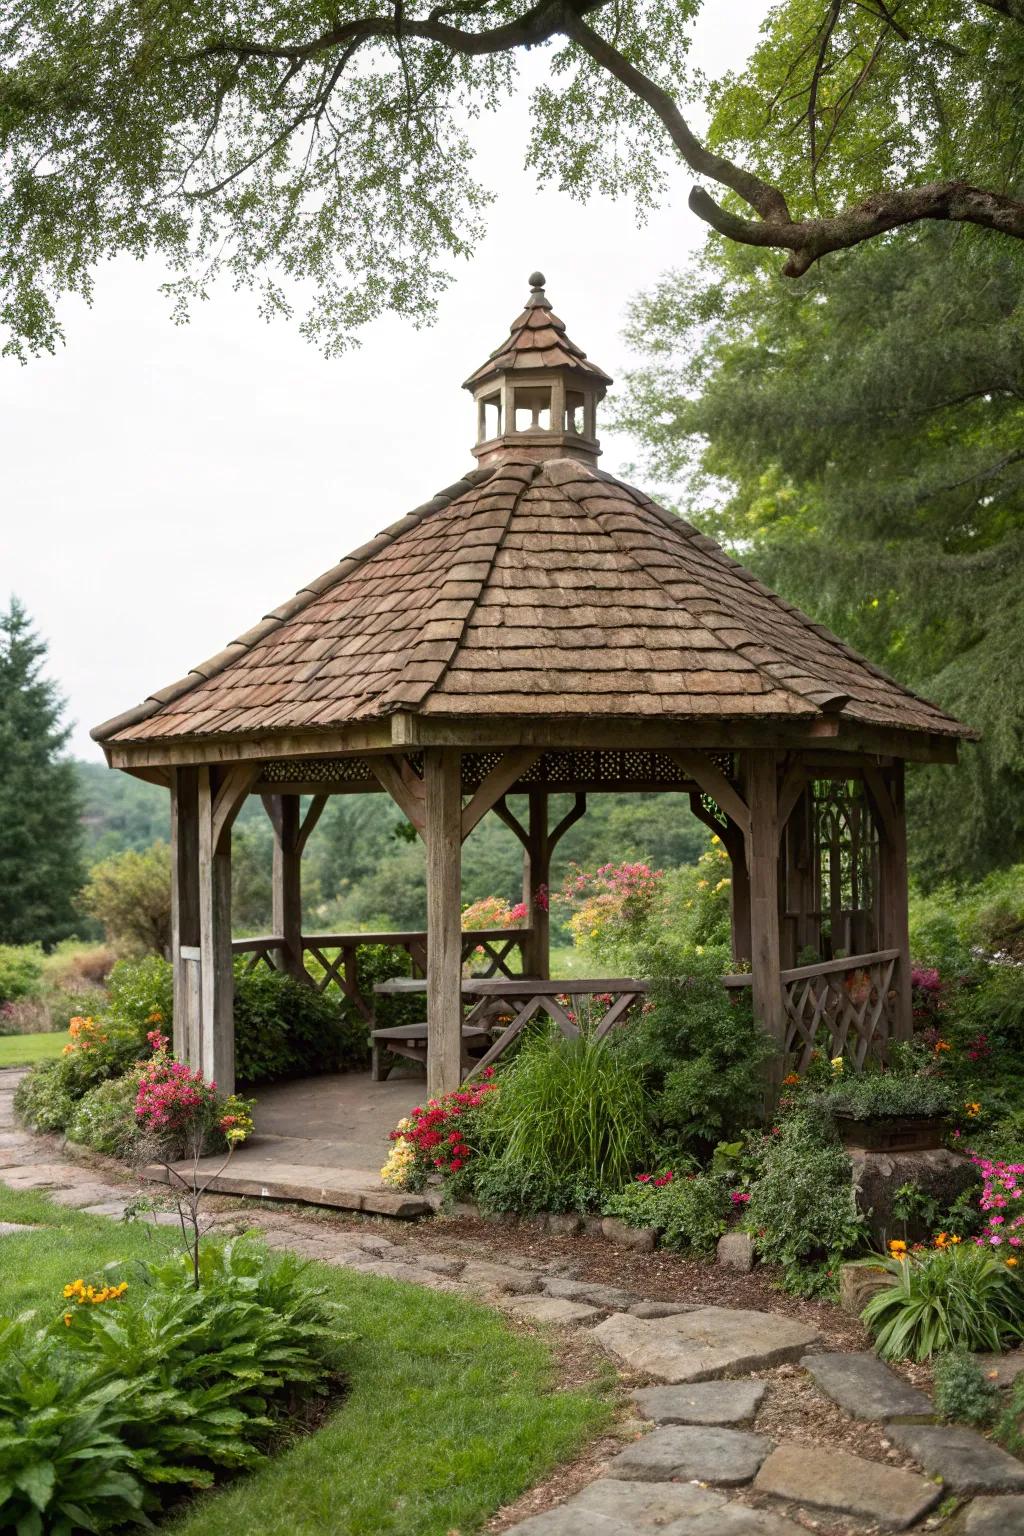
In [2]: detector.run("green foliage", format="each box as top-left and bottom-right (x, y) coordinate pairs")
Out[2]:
(0, 1240), (349, 1533)
(746, 1110), (864, 1294)
(860, 1243), (1024, 1361)
(0, 599), (83, 944)
(13, 1061), (76, 1134)
(471, 1162), (603, 1219)
(233, 965), (367, 1082)
(932, 1349), (998, 1427)
(997, 1373), (1024, 1458)
(471, 1032), (655, 1212)
(602, 1171), (729, 1255)
(66, 1071), (144, 1155)
(615, 948), (770, 1156)
(105, 956), (174, 1032)
(813, 1073), (959, 1121)
(619, 224), (1024, 885)
(74, 759), (169, 863)
(911, 866), (1024, 969)
(80, 842), (172, 958)
(0, 941), (45, 1004)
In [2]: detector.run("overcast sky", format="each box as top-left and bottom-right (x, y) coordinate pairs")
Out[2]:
(2, 6), (769, 759)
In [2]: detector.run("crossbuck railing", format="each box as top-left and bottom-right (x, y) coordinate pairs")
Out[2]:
(723, 949), (900, 1070)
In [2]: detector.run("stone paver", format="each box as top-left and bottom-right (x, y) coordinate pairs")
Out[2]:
(801, 1351), (934, 1421)
(754, 1442), (940, 1530)
(679, 1509), (809, 1536)
(965, 1494), (1024, 1533)
(501, 1295), (602, 1326)
(888, 1423), (1024, 1495)
(80, 1199), (133, 1218)
(459, 1260), (542, 1295)
(607, 1424), (772, 1486)
(502, 1477), (727, 1534)
(594, 1307), (819, 1383)
(628, 1299), (695, 1319)
(0, 1221), (35, 1236)
(975, 1349), (1024, 1388)
(50, 1182), (132, 1209)
(541, 1275), (639, 1309)
(632, 1380), (766, 1426)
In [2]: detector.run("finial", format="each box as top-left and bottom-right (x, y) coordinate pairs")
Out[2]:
(526, 270), (550, 308)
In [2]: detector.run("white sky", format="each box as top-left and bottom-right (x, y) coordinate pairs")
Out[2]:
(1, 6), (769, 758)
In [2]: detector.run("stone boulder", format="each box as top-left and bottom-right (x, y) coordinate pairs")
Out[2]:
(847, 1146), (980, 1246)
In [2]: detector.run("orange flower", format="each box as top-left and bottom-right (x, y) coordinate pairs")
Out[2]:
(1008, 1258), (1019, 1268)
(934, 1040), (952, 1054)
(889, 1239), (907, 1252)
(783, 1073), (801, 1087)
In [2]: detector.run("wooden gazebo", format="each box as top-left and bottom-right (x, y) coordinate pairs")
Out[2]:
(93, 274), (971, 1098)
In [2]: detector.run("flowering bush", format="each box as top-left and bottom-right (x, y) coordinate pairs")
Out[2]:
(460, 895), (528, 930)
(860, 1240), (1024, 1360)
(560, 860), (666, 965)
(381, 1073), (498, 1192)
(61, 1014), (109, 1055)
(972, 1153), (1024, 1252)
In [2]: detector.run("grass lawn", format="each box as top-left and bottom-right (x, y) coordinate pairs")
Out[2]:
(0, 1183), (615, 1536)
(0, 1031), (66, 1067)
(548, 944), (617, 980)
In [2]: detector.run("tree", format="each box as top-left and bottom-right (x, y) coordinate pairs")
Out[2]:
(1, 0), (1022, 359)
(0, 598), (83, 944)
(617, 224), (1024, 883)
(80, 842), (172, 956)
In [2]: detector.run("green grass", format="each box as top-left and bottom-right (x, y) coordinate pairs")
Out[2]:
(0, 1184), (614, 1536)
(548, 944), (617, 980)
(0, 1031), (66, 1067)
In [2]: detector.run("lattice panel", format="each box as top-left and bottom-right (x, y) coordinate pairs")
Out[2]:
(783, 955), (897, 1071)
(262, 756), (375, 784)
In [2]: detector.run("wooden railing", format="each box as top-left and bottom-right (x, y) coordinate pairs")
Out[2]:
(723, 949), (900, 1070)
(231, 929), (531, 1023)
(461, 979), (651, 1077)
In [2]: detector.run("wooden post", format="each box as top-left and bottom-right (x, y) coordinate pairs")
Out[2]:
(425, 747), (463, 1096)
(745, 751), (785, 1096)
(197, 767), (238, 1095)
(873, 763), (913, 1042)
(266, 794), (303, 980)
(170, 767), (201, 1065)
(522, 789), (551, 978)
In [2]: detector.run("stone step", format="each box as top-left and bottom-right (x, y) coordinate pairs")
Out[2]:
(801, 1351), (934, 1421)
(143, 1160), (432, 1219)
(594, 1306), (819, 1383)
(754, 1441), (940, 1531)
(888, 1423), (1024, 1495)
(607, 1424), (772, 1486)
(966, 1494), (1024, 1533)
(632, 1380), (766, 1427)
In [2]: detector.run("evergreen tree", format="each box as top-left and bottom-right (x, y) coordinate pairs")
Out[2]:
(0, 597), (83, 944)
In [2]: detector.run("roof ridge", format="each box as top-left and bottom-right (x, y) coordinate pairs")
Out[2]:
(91, 464), (498, 743)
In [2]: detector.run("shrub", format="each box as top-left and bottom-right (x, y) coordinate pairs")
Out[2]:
(614, 948), (771, 1156)
(932, 1349), (998, 1426)
(745, 1109), (864, 1295)
(40, 941), (118, 992)
(66, 1072), (145, 1155)
(381, 1074), (499, 1193)
(997, 1373), (1024, 1457)
(475, 1031), (654, 1203)
(79, 841), (173, 957)
(861, 1241), (1024, 1361)
(233, 965), (366, 1081)
(473, 1160), (604, 1217)
(13, 1061), (77, 1133)
(603, 1170), (730, 1255)
(0, 942), (45, 1005)
(104, 954), (173, 1033)
(813, 1072), (959, 1120)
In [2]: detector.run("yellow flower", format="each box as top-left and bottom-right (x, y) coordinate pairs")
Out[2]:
(697, 879), (709, 890)
(710, 834), (721, 845)
(934, 1233), (949, 1248)
(63, 1313), (72, 1327)
(831, 1057), (844, 1074)
(965, 1102), (981, 1118)
(1008, 1258), (1019, 1268)
(889, 1240), (907, 1253)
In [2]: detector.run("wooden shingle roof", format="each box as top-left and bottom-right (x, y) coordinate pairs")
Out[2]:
(95, 454), (969, 745)
(463, 273), (612, 392)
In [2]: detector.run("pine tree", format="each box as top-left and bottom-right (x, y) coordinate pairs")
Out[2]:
(0, 597), (83, 944)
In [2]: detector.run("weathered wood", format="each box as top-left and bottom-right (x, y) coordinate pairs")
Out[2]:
(211, 763), (260, 851)
(868, 764), (913, 1042)
(744, 751), (785, 1096)
(170, 766), (200, 1063)
(424, 747), (463, 1095)
(198, 766), (235, 1095)
(369, 754), (426, 836)
(264, 795), (304, 981)
(460, 748), (540, 839)
(668, 749), (751, 838)
(689, 792), (750, 965)
(522, 789), (550, 979)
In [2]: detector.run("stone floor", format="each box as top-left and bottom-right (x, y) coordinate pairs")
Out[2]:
(6, 1063), (1024, 1535)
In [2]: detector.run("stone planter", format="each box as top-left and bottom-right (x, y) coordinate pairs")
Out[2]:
(835, 1112), (949, 1153)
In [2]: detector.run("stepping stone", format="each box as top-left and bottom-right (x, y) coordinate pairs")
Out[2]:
(679, 1509), (809, 1536)
(717, 1232), (754, 1271)
(418, 1255), (465, 1276)
(607, 1424), (772, 1486)
(81, 1200), (131, 1219)
(501, 1295), (602, 1326)
(966, 1494), (1024, 1533)
(50, 1184), (126, 1209)
(754, 1442), (940, 1531)
(629, 1300), (695, 1319)
(502, 1476), (727, 1534)
(460, 1260), (542, 1295)
(974, 1349), (1024, 1388)
(0, 1221), (35, 1236)
(801, 1351), (933, 1421)
(632, 1381), (766, 1427)
(594, 1307), (819, 1383)
(888, 1423), (1024, 1495)
(542, 1276), (639, 1309)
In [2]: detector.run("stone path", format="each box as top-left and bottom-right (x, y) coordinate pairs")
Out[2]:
(5, 1064), (1024, 1534)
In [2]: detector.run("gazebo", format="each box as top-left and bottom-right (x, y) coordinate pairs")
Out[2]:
(93, 274), (971, 1100)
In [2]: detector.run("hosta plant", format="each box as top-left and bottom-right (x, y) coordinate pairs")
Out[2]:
(860, 1241), (1024, 1361)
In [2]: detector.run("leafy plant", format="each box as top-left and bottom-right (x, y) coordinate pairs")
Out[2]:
(860, 1243), (1024, 1361)
(233, 965), (366, 1082)
(603, 1170), (729, 1255)
(745, 1109), (864, 1295)
(0, 942), (45, 1005)
(932, 1349), (998, 1426)
(66, 1071), (145, 1155)
(814, 1072), (958, 1120)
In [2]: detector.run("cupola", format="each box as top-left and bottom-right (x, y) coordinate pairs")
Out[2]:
(463, 272), (613, 466)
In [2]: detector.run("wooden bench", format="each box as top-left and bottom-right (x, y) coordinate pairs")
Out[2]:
(370, 1022), (490, 1082)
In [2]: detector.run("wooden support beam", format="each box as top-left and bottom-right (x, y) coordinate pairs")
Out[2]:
(296, 793), (328, 855)
(689, 792), (750, 964)
(866, 763), (913, 1041)
(198, 766), (236, 1094)
(369, 754), (426, 836)
(461, 749), (541, 841)
(668, 750), (751, 839)
(211, 763), (260, 852)
(745, 752), (785, 1098)
(549, 792), (587, 852)
(493, 795), (529, 848)
(170, 767), (200, 1065)
(522, 790), (550, 979)
(424, 748), (463, 1096)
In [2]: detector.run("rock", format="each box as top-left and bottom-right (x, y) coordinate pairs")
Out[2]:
(594, 1307), (819, 1383)
(848, 1146), (980, 1246)
(717, 1232), (755, 1271)
(459, 1260), (542, 1295)
(801, 1351), (933, 1421)
(542, 1276), (639, 1309)
(839, 1261), (893, 1315)
(974, 1350), (1024, 1389)
(80, 1200), (132, 1219)
(754, 1442), (940, 1530)
(607, 1424), (772, 1486)
(601, 1216), (656, 1251)
(0, 1222), (35, 1236)
(888, 1423), (1024, 1495)
(500, 1477), (726, 1534)
(49, 1183), (126, 1209)
(632, 1381), (766, 1427)
(544, 1212), (583, 1235)
(629, 1300), (696, 1319)
(582, 1215), (604, 1237)
(680, 1509), (809, 1536)
(501, 1295), (602, 1326)
(965, 1494), (1024, 1533)
(417, 1255), (465, 1276)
